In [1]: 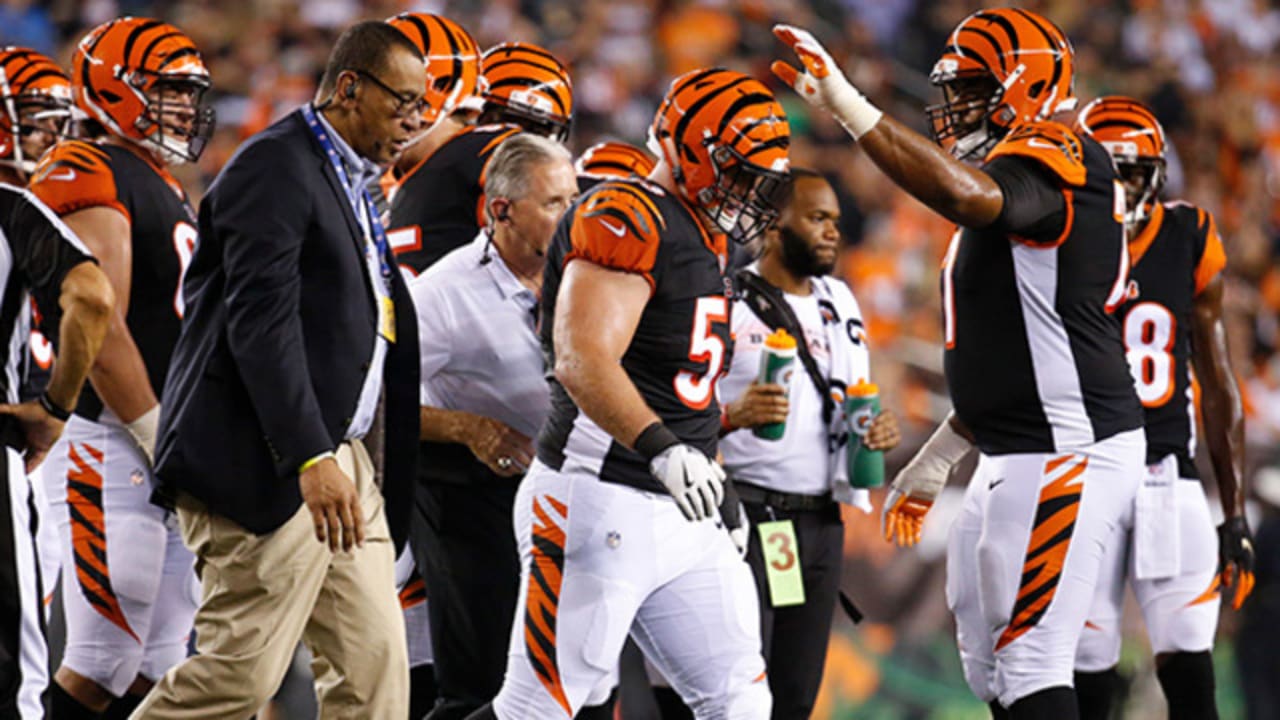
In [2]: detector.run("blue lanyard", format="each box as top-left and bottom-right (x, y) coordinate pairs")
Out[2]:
(301, 103), (392, 282)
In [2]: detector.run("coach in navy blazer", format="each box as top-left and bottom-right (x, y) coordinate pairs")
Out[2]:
(152, 29), (420, 550)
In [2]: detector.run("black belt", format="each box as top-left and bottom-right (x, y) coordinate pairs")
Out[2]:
(734, 481), (834, 512)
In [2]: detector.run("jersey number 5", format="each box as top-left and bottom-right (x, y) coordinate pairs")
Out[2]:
(674, 296), (728, 410)
(1123, 302), (1176, 407)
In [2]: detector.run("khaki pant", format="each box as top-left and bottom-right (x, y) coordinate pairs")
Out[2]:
(132, 441), (408, 719)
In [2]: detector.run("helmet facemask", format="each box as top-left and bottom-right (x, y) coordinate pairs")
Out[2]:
(123, 70), (215, 164)
(699, 143), (787, 245)
(927, 72), (1007, 163)
(1113, 154), (1166, 236)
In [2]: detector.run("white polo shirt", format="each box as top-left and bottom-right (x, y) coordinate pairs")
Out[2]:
(718, 269), (870, 497)
(410, 233), (549, 440)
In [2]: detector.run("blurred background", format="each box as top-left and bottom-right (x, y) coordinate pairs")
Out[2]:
(6, 0), (1280, 717)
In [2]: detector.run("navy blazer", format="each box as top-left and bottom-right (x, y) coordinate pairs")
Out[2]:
(154, 109), (420, 548)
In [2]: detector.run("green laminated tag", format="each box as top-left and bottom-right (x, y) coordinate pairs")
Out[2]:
(757, 520), (805, 607)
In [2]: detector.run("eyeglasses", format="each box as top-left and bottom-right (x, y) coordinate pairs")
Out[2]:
(349, 69), (428, 119)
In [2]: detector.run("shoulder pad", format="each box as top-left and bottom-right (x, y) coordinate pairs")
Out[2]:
(986, 121), (1087, 187)
(567, 180), (668, 289)
(28, 141), (125, 218)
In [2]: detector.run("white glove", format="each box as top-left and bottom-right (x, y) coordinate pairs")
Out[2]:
(881, 418), (972, 547)
(124, 404), (160, 466)
(649, 444), (725, 522)
(771, 24), (883, 139)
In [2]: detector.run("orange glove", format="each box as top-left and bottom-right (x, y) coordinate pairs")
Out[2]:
(879, 417), (972, 547)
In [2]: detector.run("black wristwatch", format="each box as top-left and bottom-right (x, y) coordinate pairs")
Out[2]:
(38, 391), (71, 421)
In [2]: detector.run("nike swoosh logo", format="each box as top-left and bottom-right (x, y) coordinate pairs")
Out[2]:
(988, 478), (1005, 490)
(46, 169), (76, 182)
(1026, 138), (1059, 151)
(599, 218), (626, 237)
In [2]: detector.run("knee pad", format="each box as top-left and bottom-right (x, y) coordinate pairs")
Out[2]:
(1155, 651), (1218, 720)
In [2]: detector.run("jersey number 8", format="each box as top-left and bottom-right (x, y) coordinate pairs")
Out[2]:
(1123, 302), (1176, 407)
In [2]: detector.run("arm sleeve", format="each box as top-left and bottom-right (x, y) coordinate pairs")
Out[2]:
(0, 188), (95, 314)
(984, 155), (1069, 245)
(1192, 208), (1227, 296)
(214, 137), (333, 472)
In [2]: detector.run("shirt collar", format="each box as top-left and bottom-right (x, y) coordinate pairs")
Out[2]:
(472, 232), (535, 304)
(312, 104), (382, 193)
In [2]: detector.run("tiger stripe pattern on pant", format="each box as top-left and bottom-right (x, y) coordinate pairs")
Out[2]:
(65, 441), (138, 641)
(524, 493), (569, 716)
(996, 454), (1087, 651)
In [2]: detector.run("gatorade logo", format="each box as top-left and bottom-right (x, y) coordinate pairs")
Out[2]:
(850, 406), (876, 437)
(777, 366), (795, 387)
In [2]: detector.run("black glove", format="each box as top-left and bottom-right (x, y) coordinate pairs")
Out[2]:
(1217, 516), (1256, 611)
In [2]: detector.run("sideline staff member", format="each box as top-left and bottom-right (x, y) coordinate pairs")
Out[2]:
(720, 169), (899, 719)
(408, 133), (578, 719)
(139, 21), (423, 717)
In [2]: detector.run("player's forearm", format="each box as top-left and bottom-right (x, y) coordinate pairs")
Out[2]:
(419, 405), (484, 444)
(555, 351), (659, 450)
(48, 263), (113, 412)
(1195, 353), (1246, 518)
(87, 310), (159, 422)
(858, 116), (1003, 229)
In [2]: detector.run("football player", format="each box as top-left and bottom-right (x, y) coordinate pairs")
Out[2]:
(774, 9), (1145, 718)
(467, 67), (789, 720)
(386, 40), (572, 274)
(575, 140), (655, 193)
(27, 18), (213, 719)
(1071, 96), (1252, 720)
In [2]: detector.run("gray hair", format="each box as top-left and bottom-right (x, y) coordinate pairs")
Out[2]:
(483, 132), (572, 206)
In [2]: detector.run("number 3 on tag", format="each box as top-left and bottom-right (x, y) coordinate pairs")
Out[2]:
(758, 520), (805, 607)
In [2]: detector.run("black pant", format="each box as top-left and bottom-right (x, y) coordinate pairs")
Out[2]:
(411, 477), (521, 720)
(743, 499), (844, 720)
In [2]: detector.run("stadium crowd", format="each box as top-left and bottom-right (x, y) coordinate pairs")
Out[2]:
(2, 0), (1279, 718)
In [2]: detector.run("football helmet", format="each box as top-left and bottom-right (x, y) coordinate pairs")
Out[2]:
(479, 42), (572, 142)
(926, 8), (1076, 162)
(1076, 95), (1167, 232)
(0, 47), (72, 177)
(386, 13), (482, 129)
(575, 141), (655, 180)
(73, 17), (214, 164)
(648, 67), (790, 244)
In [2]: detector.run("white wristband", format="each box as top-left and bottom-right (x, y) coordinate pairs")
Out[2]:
(125, 405), (160, 465)
(892, 417), (972, 499)
(825, 79), (883, 141)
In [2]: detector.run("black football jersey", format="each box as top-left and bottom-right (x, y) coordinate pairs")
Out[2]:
(386, 123), (521, 275)
(1120, 202), (1225, 477)
(538, 178), (733, 492)
(943, 121), (1143, 454)
(30, 141), (196, 420)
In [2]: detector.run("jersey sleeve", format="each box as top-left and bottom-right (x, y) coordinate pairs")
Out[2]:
(0, 187), (95, 313)
(984, 155), (1070, 246)
(985, 121), (1087, 188)
(565, 182), (667, 292)
(1192, 207), (1227, 296)
(27, 141), (128, 219)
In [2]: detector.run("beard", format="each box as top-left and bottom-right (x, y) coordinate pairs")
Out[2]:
(779, 225), (835, 278)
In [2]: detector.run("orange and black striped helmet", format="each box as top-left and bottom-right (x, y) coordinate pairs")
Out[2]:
(479, 42), (572, 142)
(1076, 95), (1167, 230)
(648, 67), (790, 244)
(575, 141), (655, 180)
(926, 8), (1076, 161)
(0, 47), (72, 175)
(73, 17), (214, 164)
(386, 13), (482, 128)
